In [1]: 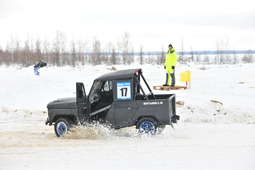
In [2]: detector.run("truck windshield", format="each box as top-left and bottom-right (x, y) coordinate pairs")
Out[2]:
(89, 81), (102, 103)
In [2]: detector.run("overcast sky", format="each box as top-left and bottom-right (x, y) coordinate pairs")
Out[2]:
(0, 0), (255, 51)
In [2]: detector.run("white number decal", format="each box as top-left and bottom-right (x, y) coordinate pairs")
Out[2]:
(117, 82), (131, 100)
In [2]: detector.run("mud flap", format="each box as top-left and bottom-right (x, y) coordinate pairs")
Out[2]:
(172, 115), (180, 123)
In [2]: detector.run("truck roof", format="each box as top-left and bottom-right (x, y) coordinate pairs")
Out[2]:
(95, 69), (142, 81)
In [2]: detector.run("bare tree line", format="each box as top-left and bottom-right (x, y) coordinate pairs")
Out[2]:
(179, 37), (254, 64)
(0, 31), (140, 67)
(0, 32), (254, 67)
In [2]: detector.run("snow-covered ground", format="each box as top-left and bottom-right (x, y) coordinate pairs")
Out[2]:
(1, 63), (255, 170)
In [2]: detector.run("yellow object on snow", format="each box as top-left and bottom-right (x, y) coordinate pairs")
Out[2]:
(164, 48), (178, 73)
(180, 70), (191, 82)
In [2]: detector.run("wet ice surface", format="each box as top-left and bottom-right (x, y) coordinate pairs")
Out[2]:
(0, 109), (255, 170)
(1, 117), (255, 170)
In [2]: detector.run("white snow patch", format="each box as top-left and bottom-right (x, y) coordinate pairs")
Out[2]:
(1, 63), (255, 170)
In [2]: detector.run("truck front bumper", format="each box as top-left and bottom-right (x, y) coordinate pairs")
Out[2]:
(45, 118), (50, 125)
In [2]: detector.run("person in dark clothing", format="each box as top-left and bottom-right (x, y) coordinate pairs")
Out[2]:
(34, 60), (47, 76)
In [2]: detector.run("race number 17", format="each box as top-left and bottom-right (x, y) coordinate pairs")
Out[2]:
(120, 87), (128, 97)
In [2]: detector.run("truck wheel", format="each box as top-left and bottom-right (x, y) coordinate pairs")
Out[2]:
(54, 118), (71, 137)
(136, 117), (158, 135)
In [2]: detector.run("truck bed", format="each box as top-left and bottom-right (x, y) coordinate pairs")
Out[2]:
(134, 94), (177, 125)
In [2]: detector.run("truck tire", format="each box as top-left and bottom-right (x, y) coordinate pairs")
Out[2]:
(136, 117), (158, 135)
(54, 118), (71, 137)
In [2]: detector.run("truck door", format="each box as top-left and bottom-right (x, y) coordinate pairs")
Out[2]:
(113, 80), (138, 128)
(76, 82), (88, 120)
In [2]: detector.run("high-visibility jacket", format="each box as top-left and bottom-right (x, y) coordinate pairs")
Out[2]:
(164, 48), (178, 73)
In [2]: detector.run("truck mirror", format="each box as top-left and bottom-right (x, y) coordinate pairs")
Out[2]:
(76, 82), (86, 103)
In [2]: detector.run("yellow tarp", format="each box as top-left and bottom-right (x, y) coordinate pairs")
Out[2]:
(180, 71), (191, 82)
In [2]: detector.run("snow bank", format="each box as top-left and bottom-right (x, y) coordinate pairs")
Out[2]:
(0, 107), (47, 121)
(177, 100), (255, 124)
(1, 63), (255, 124)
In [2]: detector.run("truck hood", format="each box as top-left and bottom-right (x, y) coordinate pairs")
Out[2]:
(47, 97), (77, 109)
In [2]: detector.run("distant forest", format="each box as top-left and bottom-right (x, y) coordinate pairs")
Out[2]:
(0, 32), (254, 67)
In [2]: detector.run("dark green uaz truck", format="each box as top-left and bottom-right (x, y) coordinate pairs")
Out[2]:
(46, 69), (179, 137)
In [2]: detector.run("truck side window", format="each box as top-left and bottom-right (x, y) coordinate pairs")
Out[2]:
(102, 81), (113, 92)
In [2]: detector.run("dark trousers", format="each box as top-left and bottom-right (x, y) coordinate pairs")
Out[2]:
(165, 73), (175, 86)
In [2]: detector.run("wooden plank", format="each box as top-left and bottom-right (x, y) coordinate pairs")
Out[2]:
(153, 85), (188, 90)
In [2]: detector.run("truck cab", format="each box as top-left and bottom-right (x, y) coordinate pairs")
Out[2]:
(46, 69), (179, 137)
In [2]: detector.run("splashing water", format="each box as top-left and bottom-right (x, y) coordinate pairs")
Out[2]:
(62, 123), (140, 140)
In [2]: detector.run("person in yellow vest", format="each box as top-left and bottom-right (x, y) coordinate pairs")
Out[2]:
(163, 44), (178, 86)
